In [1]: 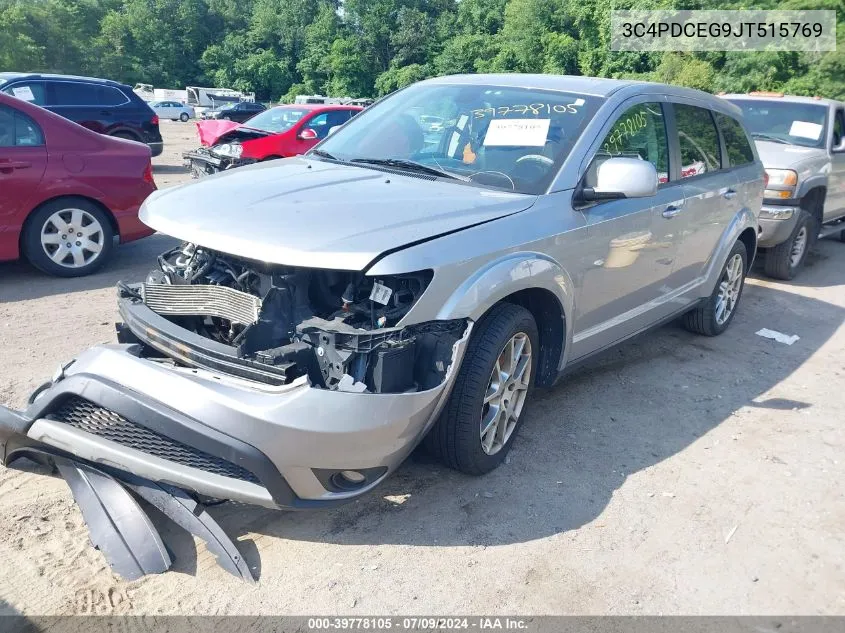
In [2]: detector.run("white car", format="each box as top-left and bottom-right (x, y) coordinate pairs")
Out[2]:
(150, 100), (195, 122)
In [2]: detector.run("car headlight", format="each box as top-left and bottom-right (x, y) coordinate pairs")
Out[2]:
(764, 168), (798, 200)
(213, 143), (242, 158)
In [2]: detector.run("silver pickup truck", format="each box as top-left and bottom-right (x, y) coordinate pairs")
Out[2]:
(723, 93), (845, 279)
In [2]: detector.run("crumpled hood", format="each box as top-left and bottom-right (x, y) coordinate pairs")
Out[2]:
(754, 140), (828, 171)
(140, 157), (536, 271)
(196, 120), (242, 146)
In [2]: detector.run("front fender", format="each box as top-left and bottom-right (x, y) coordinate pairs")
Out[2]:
(435, 252), (576, 370)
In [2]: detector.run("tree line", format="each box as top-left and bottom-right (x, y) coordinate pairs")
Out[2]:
(2, 0), (843, 102)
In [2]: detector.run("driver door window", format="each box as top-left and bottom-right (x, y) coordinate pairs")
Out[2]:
(587, 102), (669, 187)
(305, 113), (330, 139)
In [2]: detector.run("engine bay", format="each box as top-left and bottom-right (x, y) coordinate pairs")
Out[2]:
(119, 242), (465, 393)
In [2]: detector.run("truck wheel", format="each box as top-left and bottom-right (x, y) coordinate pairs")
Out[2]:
(683, 241), (747, 336)
(23, 198), (115, 277)
(764, 210), (812, 280)
(425, 303), (538, 475)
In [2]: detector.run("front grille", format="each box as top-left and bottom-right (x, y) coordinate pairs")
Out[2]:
(143, 283), (261, 325)
(48, 397), (260, 485)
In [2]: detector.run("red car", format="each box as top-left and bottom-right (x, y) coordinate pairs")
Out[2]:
(184, 104), (362, 177)
(0, 93), (155, 276)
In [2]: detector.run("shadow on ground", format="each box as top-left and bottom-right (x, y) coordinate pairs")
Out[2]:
(203, 269), (842, 576)
(0, 234), (178, 302)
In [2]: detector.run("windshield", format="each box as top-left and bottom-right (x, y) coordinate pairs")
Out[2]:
(728, 99), (828, 148)
(314, 83), (603, 194)
(244, 107), (309, 133)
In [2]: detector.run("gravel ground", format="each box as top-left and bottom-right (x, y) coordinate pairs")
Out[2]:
(0, 122), (843, 615)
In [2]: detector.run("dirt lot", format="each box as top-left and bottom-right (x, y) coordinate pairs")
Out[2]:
(0, 122), (844, 615)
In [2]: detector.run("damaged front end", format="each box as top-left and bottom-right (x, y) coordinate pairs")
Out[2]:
(183, 126), (269, 177)
(0, 242), (472, 581)
(119, 242), (466, 394)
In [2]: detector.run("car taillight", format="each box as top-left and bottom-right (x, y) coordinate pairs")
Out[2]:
(143, 162), (156, 187)
(151, 114), (159, 126)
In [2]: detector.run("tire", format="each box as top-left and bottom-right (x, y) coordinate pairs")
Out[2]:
(23, 198), (115, 277)
(683, 241), (747, 337)
(425, 303), (539, 475)
(179, 112), (189, 122)
(763, 209), (813, 280)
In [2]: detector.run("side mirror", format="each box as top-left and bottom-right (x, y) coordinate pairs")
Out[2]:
(298, 128), (318, 141)
(582, 157), (658, 201)
(327, 125), (342, 137)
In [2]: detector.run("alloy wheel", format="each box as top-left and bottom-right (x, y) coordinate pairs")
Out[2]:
(480, 332), (532, 455)
(790, 226), (808, 268)
(40, 208), (104, 269)
(715, 253), (744, 326)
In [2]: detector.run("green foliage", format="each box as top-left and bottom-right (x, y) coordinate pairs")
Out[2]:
(0, 0), (842, 101)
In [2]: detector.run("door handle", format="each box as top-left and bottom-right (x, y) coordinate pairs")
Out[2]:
(662, 205), (683, 219)
(723, 189), (737, 200)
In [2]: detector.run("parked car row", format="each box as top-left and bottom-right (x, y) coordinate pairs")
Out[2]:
(184, 103), (361, 176)
(1, 73), (844, 583)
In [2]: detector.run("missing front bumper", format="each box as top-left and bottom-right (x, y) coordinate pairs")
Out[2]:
(183, 148), (255, 177)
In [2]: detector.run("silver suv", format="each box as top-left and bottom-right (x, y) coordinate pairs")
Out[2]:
(724, 93), (845, 279)
(0, 76), (762, 567)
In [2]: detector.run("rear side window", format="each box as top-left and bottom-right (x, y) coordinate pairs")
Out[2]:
(674, 104), (721, 178)
(100, 86), (129, 106)
(0, 106), (44, 147)
(591, 102), (669, 185)
(49, 82), (127, 106)
(2, 81), (47, 106)
(715, 113), (754, 166)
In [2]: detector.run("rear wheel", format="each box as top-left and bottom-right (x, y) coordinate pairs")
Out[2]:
(683, 241), (747, 336)
(764, 209), (812, 280)
(179, 112), (189, 122)
(425, 303), (538, 475)
(23, 198), (115, 277)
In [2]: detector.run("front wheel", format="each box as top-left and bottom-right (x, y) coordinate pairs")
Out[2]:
(425, 303), (538, 475)
(764, 210), (812, 280)
(683, 241), (747, 336)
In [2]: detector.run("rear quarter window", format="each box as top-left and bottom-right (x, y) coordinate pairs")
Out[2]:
(715, 113), (755, 166)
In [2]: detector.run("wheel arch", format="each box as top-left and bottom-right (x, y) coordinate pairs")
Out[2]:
(434, 252), (575, 386)
(495, 288), (565, 387)
(799, 185), (826, 226)
(19, 195), (119, 256)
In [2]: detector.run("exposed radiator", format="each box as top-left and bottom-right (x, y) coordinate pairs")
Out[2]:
(143, 283), (261, 325)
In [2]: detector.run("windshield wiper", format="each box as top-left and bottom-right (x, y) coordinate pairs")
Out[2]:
(349, 157), (465, 180)
(310, 149), (338, 160)
(751, 133), (792, 145)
